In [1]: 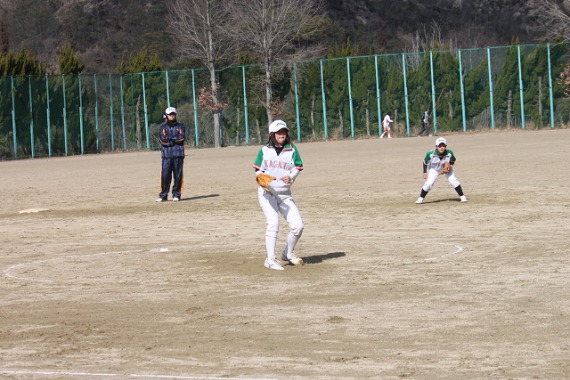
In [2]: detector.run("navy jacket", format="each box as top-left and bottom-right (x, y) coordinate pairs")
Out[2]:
(159, 122), (186, 158)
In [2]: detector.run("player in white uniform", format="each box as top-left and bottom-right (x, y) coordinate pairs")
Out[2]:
(253, 120), (304, 270)
(380, 114), (393, 138)
(416, 137), (468, 204)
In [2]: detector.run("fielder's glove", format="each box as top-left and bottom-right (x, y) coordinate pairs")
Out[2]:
(439, 162), (452, 175)
(256, 173), (276, 192)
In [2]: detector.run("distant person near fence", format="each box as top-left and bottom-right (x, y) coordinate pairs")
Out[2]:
(418, 109), (431, 137)
(380, 114), (394, 139)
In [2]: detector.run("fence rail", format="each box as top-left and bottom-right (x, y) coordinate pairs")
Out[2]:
(1, 42), (569, 160)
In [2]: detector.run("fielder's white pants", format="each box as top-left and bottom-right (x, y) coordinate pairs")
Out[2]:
(422, 168), (461, 192)
(258, 188), (304, 261)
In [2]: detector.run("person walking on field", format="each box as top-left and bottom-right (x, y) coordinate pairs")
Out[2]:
(415, 137), (468, 204)
(156, 106), (186, 202)
(253, 120), (304, 271)
(418, 109), (431, 137)
(380, 114), (393, 139)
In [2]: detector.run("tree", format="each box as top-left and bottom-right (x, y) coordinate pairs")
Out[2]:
(229, 0), (324, 125)
(0, 21), (8, 53)
(530, 0), (570, 41)
(117, 50), (164, 150)
(58, 42), (85, 75)
(561, 64), (570, 97)
(0, 47), (47, 77)
(494, 44), (521, 128)
(118, 50), (161, 74)
(167, 0), (234, 148)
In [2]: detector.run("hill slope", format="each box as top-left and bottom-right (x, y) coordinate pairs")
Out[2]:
(0, 0), (549, 74)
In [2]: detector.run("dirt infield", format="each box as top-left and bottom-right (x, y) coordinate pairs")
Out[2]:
(1, 128), (569, 379)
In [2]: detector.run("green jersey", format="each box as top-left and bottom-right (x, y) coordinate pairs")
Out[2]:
(423, 149), (456, 173)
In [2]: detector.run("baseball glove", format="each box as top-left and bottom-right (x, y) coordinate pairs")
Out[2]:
(439, 162), (452, 175)
(256, 173), (276, 192)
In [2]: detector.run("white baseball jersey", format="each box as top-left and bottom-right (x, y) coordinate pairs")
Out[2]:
(382, 115), (393, 129)
(421, 148), (461, 191)
(253, 143), (304, 195)
(423, 149), (456, 173)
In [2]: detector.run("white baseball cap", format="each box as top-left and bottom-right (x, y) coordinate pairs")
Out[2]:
(165, 106), (177, 115)
(268, 119), (288, 133)
(435, 137), (447, 146)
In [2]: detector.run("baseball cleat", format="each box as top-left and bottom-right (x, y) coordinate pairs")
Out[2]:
(415, 197), (424, 204)
(173, 197), (180, 202)
(264, 259), (284, 271)
(282, 253), (303, 265)
(155, 197), (166, 202)
(460, 195), (468, 202)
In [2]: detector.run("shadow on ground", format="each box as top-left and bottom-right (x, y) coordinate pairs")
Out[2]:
(303, 251), (346, 264)
(182, 194), (220, 201)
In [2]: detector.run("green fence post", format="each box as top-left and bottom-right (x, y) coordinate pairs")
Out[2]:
(320, 59), (328, 139)
(109, 74), (115, 151)
(10, 76), (17, 159)
(374, 55), (382, 136)
(517, 45), (525, 129)
(487, 48), (495, 130)
(191, 69), (199, 147)
(547, 43), (555, 129)
(165, 70), (170, 107)
(45, 75), (52, 157)
(28, 76), (35, 158)
(218, 80), (223, 146)
(62, 75), (68, 156)
(94, 74), (100, 152)
(141, 73), (150, 149)
(347, 57), (355, 139)
(242, 65), (249, 144)
(402, 53), (410, 136)
(458, 49), (467, 132)
(120, 75), (127, 151)
(79, 74), (85, 154)
(429, 51), (437, 134)
(293, 63), (301, 141)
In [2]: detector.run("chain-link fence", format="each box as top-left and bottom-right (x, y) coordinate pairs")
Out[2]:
(1, 42), (569, 160)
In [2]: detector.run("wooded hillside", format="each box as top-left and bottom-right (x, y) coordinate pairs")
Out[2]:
(0, 0), (560, 74)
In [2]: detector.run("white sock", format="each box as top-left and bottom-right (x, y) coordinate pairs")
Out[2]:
(265, 234), (277, 261)
(283, 231), (302, 257)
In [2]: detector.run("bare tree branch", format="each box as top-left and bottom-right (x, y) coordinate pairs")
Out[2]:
(168, 0), (234, 66)
(229, 0), (324, 124)
(529, 0), (570, 41)
(167, 0), (235, 147)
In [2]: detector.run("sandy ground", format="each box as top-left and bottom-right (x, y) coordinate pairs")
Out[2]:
(0, 128), (569, 379)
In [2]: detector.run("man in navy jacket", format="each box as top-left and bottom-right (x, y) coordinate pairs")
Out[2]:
(156, 106), (186, 202)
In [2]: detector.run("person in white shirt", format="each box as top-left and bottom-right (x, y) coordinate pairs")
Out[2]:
(415, 137), (468, 204)
(380, 114), (393, 139)
(253, 120), (305, 270)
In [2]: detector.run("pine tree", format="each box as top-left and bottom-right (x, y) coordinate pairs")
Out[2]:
(58, 42), (85, 75)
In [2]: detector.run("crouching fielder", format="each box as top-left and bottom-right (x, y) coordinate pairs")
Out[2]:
(416, 137), (468, 204)
(253, 120), (305, 270)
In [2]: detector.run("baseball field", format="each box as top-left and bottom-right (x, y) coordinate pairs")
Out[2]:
(1, 128), (569, 379)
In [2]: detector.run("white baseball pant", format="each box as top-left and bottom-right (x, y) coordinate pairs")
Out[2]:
(422, 168), (461, 192)
(258, 188), (304, 261)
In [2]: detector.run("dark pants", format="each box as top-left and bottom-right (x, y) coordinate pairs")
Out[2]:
(418, 122), (430, 136)
(159, 157), (184, 199)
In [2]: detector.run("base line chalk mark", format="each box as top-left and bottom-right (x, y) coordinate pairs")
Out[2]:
(0, 369), (274, 380)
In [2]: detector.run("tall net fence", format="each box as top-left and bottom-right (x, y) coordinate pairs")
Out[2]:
(1, 42), (569, 160)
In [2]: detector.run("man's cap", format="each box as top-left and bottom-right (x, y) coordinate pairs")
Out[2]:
(165, 106), (177, 115)
(436, 137), (447, 146)
(268, 120), (288, 133)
